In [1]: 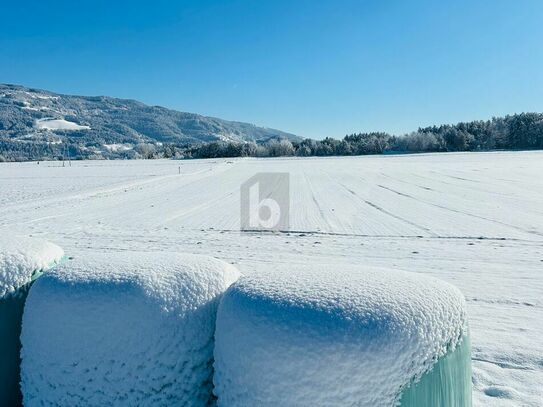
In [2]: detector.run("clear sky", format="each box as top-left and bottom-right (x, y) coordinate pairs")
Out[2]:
(1, 0), (542, 139)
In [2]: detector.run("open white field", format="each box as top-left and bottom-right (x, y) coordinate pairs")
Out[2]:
(1, 151), (542, 406)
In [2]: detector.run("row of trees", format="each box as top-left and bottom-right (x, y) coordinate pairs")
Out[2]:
(1, 113), (542, 161)
(185, 113), (543, 158)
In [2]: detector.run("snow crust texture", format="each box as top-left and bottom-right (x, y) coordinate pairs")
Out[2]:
(214, 267), (468, 407)
(0, 236), (64, 298)
(21, 252), (240, 407)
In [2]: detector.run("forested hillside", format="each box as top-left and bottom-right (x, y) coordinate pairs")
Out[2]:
(0, 84), (297, 161)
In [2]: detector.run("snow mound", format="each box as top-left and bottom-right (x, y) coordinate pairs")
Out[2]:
(21, 252), (240, 407)
(0, 236), (64, 298)
(35, 118), (90, 131)
(214, 266), (468, 407)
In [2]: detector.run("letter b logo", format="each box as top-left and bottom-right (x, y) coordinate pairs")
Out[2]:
(241, 173), (289, 231)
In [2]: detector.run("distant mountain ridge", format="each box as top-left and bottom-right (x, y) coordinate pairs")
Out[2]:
(0, 84), (298, 160)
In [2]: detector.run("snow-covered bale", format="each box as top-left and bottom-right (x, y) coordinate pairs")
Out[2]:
(0, 236), (64, 407)
(21, 252), (240, 407)
(214, 267), (471, 407)
(0, 236), (64, 298)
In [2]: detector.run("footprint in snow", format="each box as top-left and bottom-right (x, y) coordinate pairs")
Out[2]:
(484, 385), (516, 399)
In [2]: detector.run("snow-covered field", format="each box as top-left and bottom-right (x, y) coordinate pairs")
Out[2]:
(1, 151), (542, 406)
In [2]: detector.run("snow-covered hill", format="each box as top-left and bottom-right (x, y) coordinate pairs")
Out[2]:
(0, 83), (298, 159)
(0, 151), (541, 406)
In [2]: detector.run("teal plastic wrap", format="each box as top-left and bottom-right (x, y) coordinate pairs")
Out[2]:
(399, 334), (472, 407)
(0, 260), (63, 407)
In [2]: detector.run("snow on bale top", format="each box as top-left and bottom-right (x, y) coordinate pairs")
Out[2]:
(21, 252), (240, 407)
(214, 266), (469, 407)
(0, 236), (64, 298)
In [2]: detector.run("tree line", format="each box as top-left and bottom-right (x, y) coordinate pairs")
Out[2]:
(1, 112), (542, 162)
(182, 113), (543, 159)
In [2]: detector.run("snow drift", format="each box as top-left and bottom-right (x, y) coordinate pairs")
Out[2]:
(213, 266), (470, 407)
(0, 236), (64, 407)
(20, 252), (240, 407)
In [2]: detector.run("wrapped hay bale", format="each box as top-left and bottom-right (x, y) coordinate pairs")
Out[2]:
(0, 236), (64, 407)
(21, 252), (240, 407)
(214, 266), (472, 407)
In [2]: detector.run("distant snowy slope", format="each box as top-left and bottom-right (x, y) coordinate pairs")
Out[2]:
(0, 83), (298, 147)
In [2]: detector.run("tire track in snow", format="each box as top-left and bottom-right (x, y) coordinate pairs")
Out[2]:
(0, 165), (230, 227)
(379, 173), (436, 192)
(222, 229), (523, 241)
(472, 357), (536, 371)
(0, 167), (215, 216)
(338, 182), (436, 236)
(161, 191), (236, 226)
(415, 173), (517, 198)
(377, 184), (543, 238)
(304, 172), (333, 231)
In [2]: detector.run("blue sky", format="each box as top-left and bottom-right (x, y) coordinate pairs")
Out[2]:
(1, 0), (542, 139)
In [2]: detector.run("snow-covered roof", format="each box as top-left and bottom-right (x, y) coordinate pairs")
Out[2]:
(0, 236), (64, 297)
(214, 266), (469, 407)
(21, 251), (240, 406)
